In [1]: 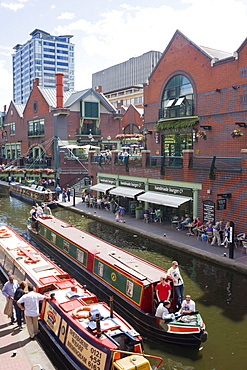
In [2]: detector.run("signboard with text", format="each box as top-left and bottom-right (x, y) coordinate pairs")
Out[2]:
(203, 200), (215, 224)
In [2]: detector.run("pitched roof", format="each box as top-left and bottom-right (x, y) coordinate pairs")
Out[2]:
(37, 86), (116, 113)
(199, 46), (232, 60)
(12, 102), (25, 117)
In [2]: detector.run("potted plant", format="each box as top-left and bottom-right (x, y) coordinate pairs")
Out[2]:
(231, 129), (243, 138)
(196, 131), (207, 140)
(110, 199), (115, 212)
(135, 206), (144, 219)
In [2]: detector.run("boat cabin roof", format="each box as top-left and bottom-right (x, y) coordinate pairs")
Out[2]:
(38, 217), (167, 286)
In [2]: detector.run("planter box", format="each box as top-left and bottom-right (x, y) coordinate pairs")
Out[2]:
(135, 209), (144, 219)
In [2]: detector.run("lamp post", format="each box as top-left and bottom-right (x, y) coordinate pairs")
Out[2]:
(107, 135), (111, 150)
(143, 128), (148, 150)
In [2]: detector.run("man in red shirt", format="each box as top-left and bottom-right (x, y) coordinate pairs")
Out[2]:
(155, 277), (172, 303)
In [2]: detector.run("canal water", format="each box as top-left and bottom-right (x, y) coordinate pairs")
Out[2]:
(0, 196), (246, 370)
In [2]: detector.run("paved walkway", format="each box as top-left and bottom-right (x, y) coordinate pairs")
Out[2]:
(0, 287), (56, 370)
(59, 196), (247, 274)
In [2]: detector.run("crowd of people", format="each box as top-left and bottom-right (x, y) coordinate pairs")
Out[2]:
(29, 202), (52, 231)
(154, 260), (197, 320)
(55, 185), (71, 202)
(175, 215), (231, 247)
(2, 276), (49, 339)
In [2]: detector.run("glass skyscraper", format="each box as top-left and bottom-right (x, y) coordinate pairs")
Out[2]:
(12, 29), (74, 104)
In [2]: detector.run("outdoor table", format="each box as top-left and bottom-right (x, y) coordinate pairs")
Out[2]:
(184, 223), (194, 236)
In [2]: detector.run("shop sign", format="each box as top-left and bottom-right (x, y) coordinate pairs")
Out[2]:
(217, 199), (226, 210)
(99, 178), (116, 185)
(203, 200), (215, 224)
(119, 180), (145, 189)
(149, 184), (193, 197)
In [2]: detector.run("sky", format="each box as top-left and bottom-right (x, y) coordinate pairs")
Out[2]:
(1, 0), (247, 111)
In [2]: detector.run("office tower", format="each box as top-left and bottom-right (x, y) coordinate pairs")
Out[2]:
(13, 29), (74, 104)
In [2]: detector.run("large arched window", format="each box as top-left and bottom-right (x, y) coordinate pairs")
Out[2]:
(160, 75), (194, 119)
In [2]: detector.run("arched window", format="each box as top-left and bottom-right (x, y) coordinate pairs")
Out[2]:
(161, 75), (194, 119)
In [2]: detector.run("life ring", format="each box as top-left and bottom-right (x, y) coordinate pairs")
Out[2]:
(72, 306), (92, 319)
(17, 249), (31, 256)
(0, 233), (12, 238)
(0, 228), (8, 233)
(24, 257), (40, 264)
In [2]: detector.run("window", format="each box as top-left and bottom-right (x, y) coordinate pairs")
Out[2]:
(84, 102), (99, 118)
(28, 119), (45, 136)
(10, 123), (15, 135)
(160, 75), (194, 119)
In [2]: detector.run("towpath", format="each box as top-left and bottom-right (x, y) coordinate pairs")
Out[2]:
(58, 196), (247, 274)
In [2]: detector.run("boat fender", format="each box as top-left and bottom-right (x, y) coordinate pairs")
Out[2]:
(72, 306), (92, 319)
(0, 233), (12, 238)
(24, 257), (40, 264)
(200, 331), (208, 343)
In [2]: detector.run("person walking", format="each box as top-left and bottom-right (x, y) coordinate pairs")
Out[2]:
(66, 187), (71, 202)
(211, 219), (224, 246)
(13, 281), (26, 329)
(55, 184), (61, 200)
(167, 261), (184, 309)
(2, 275), (19, 324)
(17, 284), (48, 339)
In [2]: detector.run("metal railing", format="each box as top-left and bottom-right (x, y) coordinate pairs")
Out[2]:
(146, 156), (183, 168)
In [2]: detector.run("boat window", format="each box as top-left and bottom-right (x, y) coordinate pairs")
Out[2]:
(0, 249), (5, 266)
(76, 249), (84, 263)
(3, 256), (14, 276)
(13, 266), (25, 281)
(126, 280), (134, 297)
(51, 232), (56, 244)
(98, 262), (104, 277)
(63, 240), (70, 253)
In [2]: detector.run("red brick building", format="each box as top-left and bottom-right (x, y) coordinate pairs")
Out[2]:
(88, 30), (247, 232)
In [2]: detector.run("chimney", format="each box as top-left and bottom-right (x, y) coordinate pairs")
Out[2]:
(4, 105), (6, 113)
(95, 85), (102, 93)
(56, 73), (64, 108)
(33, 78), (39, 88)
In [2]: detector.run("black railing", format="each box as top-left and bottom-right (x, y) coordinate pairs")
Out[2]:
(189, 157), (242, 171)
(158, 105), (194, 120)
(146, 156), (183, 168)
(28, 129), (45, 136)
(76, 128), (101, 136)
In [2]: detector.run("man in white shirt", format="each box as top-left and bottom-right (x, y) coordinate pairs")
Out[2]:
(2, 275), (18, 324)
(17, 284), (48, 339)
(179, 295), (196, 314)
(155, 300), (175, 320)
(167, 260), (184, 309)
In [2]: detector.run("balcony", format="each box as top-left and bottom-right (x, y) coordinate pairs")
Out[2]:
(158, 105), (194, 120)
(76, 128), (101, 136)
(28, 129), (45, 137)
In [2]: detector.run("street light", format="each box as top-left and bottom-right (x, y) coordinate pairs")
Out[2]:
(107, 135), (111, 149)
(88, 129), (93, 140)
(143, 128), (148, 150)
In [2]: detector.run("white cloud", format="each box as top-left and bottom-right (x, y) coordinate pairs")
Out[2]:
(1, 2), (24, 11)
(57, 12), (76, 20)
(0, 0), (28, 11)
(51, 4), (55, 9)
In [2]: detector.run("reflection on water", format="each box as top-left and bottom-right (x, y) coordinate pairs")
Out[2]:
(0, 197), (247, 370)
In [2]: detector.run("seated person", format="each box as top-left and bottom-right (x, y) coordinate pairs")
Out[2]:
(144, 208), (151, 221)
(192, 217), (203, 235)
(155, 300), (175, 320)
(177, 214), (191, 230)
(178, 295), (196, 314)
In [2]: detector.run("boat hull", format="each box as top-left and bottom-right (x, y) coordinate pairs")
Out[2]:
(29, 227), (206, 348)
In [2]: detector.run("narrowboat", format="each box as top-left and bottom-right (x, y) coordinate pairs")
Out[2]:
(28, 215), (208, 348)
(0, 225), (162, 370)
(9, 182), (57, 209)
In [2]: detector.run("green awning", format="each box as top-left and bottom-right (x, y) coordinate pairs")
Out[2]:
(155, 117), (199, 131)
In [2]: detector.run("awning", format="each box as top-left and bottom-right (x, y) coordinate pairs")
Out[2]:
(109, 186), (144, 199)
(90, 183), (115, 192)
(137, 191), (192, 208)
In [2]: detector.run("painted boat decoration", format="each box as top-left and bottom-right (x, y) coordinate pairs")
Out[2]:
(9, 182), (57, 209)
(0, 225), (163, 370)
(28, 215), (208, 348)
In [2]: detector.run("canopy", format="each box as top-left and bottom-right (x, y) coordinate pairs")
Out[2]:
(137, 191), (192, 208)
(80, 144), (99, 151)
(61, 144), (82, 149)
(90, 183), (115, 192)
(109, 186), (144, 199)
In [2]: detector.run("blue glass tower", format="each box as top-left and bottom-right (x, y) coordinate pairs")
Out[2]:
(13, 29), (74, 104)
